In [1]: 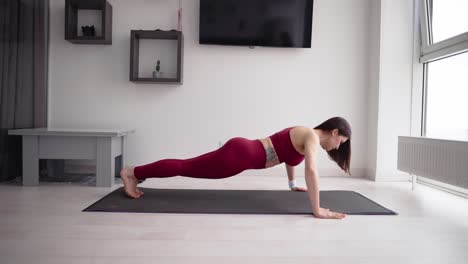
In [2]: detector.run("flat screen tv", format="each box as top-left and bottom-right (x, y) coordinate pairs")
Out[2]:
(199, 0), (313, 48)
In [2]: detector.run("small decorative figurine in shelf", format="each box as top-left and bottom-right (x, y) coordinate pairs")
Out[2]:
(81, 25), (96, 37)
(152, 60), (162, 78)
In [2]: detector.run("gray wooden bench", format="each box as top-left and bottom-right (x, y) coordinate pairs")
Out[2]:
(8, 128), (135, 187)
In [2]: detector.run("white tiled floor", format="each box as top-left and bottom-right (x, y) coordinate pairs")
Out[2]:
(0, 176), (467, 264)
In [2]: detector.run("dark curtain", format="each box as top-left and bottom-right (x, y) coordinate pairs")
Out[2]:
(0, 0), (49, 181)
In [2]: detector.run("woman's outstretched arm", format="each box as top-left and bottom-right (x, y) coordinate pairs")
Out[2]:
(286, 164), (295, 182)
(303, 130), (347, 219)
(285, 164), (307, 191)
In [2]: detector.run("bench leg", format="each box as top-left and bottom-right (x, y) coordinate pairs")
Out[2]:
(96, 137), (115, 187)
(121, 135), (128, 169)
(22, 136), (39, 186)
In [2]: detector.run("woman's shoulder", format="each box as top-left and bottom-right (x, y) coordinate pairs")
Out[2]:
(290, 126), (319, 144)
(290, 126), (314, 134)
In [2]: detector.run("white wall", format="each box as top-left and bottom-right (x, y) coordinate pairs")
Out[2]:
(368, 0), (415, 181)
(48, 0), (373, 178)
(366, 0), (381, 180)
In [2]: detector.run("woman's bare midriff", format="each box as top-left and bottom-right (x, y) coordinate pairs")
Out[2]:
(259, 127), (308, 168)
(259, 137), (280, 168)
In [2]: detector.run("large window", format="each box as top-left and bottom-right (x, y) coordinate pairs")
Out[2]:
(430, 0), (468, 43)
(426, 52), (468, 140)
(420, 0), (468, 141)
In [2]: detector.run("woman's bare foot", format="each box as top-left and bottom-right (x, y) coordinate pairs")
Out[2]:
(120, 167), (144, 199)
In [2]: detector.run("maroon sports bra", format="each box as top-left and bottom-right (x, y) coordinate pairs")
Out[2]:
(269, 127), (304, 166)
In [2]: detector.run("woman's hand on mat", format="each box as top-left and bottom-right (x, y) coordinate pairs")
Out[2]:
(313, 207), (347, 219)
(291, 186), (308, 192)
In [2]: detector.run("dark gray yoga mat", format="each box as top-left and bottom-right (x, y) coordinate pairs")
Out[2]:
(83, 188), (397, 215)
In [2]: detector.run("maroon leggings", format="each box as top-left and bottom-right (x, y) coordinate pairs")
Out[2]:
(134, 137), (266, 180)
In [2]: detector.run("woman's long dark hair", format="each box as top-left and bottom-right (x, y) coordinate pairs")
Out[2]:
(314, 117), (352, 175)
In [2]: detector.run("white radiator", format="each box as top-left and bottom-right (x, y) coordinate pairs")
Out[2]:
(397, 136), (468, 190)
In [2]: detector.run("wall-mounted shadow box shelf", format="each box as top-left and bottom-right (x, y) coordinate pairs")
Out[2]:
(130, 30), (184, 84)
(65, 0), (112, 44)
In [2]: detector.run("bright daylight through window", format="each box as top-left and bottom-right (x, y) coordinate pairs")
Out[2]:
(422, 0), (468, 141)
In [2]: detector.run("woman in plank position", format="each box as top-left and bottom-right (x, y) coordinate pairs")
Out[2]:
(120, 117), (351, 219)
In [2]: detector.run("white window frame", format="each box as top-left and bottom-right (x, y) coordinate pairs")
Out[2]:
(411, 0), (468, 196)
(419, 0), (468, 63)
(415, 0), (468, 137)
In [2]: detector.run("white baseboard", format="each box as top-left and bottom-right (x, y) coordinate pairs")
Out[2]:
(63, 159), (366, 180)
(62, 159), (468, 199)
(372, 170), (409, 182)
(237, 167), (367, 178)
(364, 168), (376, 181)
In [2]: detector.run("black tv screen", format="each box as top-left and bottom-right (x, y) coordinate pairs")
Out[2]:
(199, 0), (313, 48)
